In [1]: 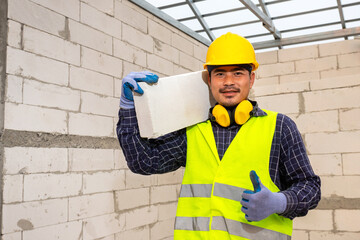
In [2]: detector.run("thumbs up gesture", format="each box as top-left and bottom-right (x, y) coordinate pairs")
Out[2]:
(240, 170), (287, 222)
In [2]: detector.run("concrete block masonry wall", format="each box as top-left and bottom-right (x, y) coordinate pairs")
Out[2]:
(0, 0), (359, 240)
(253, 38), (360, 240)
(1, 0), (205, 239)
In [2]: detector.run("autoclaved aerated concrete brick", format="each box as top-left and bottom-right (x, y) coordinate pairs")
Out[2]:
(8, 0), (65, 37)
(5, 102), (67, 133)
(4, 147), (68, 174)
(83, 213), (125, 240)
(24, 173), (82, 201)
(69, 192), (115, 221)
(2, 199), (67, 234)
(293, 210), (333, 231)
(23, 221), (82, 240)
(7, 47), (69, 86)
(82, 0), (114, 15)
(7, 20), (22, 49)
(114, 2), (147, 33)
(3, 175), (23, 203)
(81, 2), (121, 39)
(134, 71), (214, 138)
(68, 19), (113, 55)
(69, 148), (114, 172)
(23, 26), (80, 65)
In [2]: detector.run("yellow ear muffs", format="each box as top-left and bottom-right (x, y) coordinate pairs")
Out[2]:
(234, 100), (253, 125)
(212, 104), (232, 127)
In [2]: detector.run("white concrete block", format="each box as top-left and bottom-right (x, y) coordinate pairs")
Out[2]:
(2, 199), (67, 234)
(82, 0), (114, 15)
(7, 47), (69, 86)
(70, 66), (114, 96)
(115, 226), (150, 240)
(113, 38), (147, 66)
(5, 102), (67, 133)
(24, 173), (82, 201)
(115, 188), (149, 210)
(82, 170), (125, 194)
(23, 79), (80, 111)
(114, 1), (147, 33)
(69, 148), (114, 172)
(23, 26), (80, 65)
(125, 206), (158, 230)
(122, 24), (153, 53)
(83, 213), (125, 240)
(23, 221), (82, 240)
(7, 20), (22, 49)
(1, 232), (22, 240)
(81, 92), (119, 117)
(30, 0), (79, 20)
(81, 47), (122, 77)
(3, 175), (23, 203)
(69, 112), (114, 137)
(6, 75), (23, 103)
(69, 192), (115, 220)
(134, 71), (214, 138)
(80, 3), (121, 39)
(68, 19), (112, 55)
(4, 147), (68, 174)
(8, 0), (65, 37)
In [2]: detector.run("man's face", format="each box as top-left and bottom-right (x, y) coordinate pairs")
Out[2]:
(208, 66), (255, 107)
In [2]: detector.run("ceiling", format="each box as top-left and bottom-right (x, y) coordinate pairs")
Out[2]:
(129, 0), (360, 51)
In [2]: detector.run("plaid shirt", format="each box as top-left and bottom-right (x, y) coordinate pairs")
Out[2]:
(117, 102), (321, 220)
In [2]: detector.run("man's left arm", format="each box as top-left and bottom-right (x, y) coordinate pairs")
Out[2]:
(277, 114), (321, 220)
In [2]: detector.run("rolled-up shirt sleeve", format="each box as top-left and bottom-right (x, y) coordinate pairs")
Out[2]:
(116, 108), (187, 175)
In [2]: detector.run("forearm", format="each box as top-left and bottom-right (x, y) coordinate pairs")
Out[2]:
(280, 175), (321, 219)
(116, 108), (186, 175)
(276, 114), (321, 219)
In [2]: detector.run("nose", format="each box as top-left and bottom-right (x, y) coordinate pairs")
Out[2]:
(223, 73), (235, 85)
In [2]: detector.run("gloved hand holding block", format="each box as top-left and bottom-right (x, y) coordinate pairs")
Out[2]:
(134, 70), (215, 138)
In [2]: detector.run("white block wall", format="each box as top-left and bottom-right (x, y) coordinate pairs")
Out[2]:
(254, 38), (360, 240)
(1, 0), (360, 240)
(2, 0), (204, 239)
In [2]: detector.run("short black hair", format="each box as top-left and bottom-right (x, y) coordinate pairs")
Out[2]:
(207, 64), (253, 75)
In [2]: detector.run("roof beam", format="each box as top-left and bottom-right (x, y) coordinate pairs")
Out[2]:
(186, 0), (216, 41)
(128, 0), (211, 46)
(253, 27), (360, 50)
(238, 0), (281, 39)
(336, 0), (348, 40)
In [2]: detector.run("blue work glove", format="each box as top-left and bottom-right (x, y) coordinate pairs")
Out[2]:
(240, 170), (287, 222)
(120, 71), (158, 109)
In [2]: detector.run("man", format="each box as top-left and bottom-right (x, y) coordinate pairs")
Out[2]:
(117, 32), (321, 239)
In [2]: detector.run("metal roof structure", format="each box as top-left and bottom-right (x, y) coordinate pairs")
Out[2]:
(129, 0), (360, 51)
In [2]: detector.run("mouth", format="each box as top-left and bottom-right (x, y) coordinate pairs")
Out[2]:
(220, 88), (240, 97)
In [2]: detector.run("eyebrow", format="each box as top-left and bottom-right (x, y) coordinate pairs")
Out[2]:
(213, 67), (246, 73)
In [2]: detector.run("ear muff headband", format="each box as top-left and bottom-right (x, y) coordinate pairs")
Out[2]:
(211, 100), (253, 127)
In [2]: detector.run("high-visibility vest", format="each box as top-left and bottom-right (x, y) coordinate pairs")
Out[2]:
(174, 110), (292, 240)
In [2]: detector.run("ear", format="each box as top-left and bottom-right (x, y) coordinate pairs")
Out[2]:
(249, 71), (255, 89)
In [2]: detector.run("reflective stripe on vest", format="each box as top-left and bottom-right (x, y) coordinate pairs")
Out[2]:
(175, 217), (210, 231)
(179, 184), (213, 198)
(175, 216), (291, 240)
(212, 216), (291, 240)
(180, 183), (246, 201)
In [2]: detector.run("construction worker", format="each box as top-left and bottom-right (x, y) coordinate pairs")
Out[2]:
(117, 32), (321, 239)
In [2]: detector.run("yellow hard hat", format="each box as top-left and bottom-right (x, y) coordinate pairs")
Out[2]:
(204, 32), (259, 71)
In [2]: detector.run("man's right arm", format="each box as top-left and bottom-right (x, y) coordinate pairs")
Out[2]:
(117, 108), (186, 175)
